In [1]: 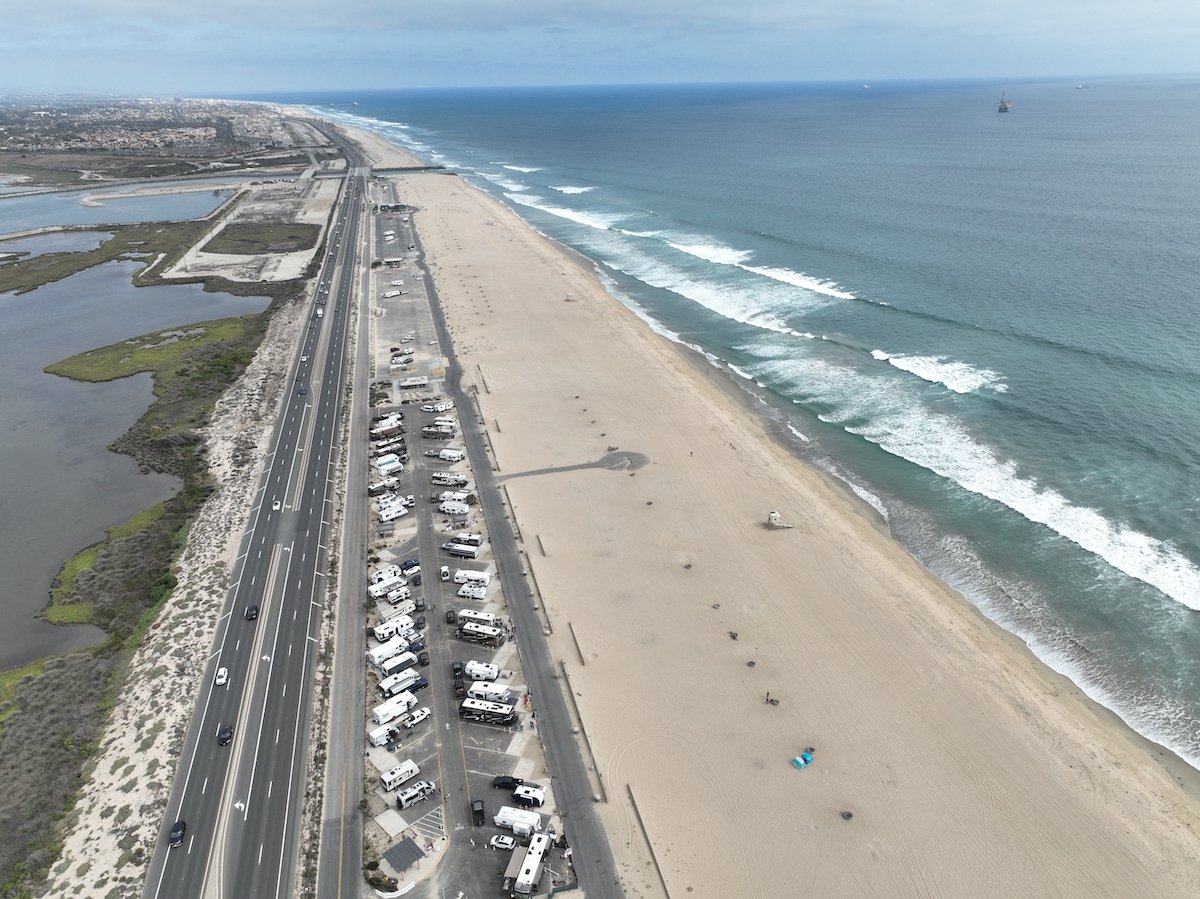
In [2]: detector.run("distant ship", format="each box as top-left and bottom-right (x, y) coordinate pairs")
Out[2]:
(1076, 84), (1090, 90)
(351, 100), (359, 107)
(997, 92), (1013, 113)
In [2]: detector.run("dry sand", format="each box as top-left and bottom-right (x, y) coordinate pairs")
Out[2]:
(363, 136), (1200, 897)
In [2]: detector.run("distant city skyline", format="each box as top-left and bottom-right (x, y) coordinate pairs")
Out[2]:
(2, 0), (1198, 95)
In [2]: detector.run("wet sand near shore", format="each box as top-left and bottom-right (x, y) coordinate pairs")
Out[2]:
(345, 124), (1200, 897)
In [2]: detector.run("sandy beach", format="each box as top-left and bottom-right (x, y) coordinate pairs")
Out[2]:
(342, 125), (1200, 897)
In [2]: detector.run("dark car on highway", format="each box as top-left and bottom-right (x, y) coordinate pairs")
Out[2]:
(492, 775), (524, 790)
(217, 724), (234, 746)
(471, 799), (485, 826)
(244, 605), (258, 621)
(168, 820), (186, 847)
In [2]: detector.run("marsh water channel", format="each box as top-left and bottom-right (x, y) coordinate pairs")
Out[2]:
(0, 212), (268, 668)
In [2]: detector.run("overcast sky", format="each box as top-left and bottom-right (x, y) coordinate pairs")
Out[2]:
(2, 1), (1198, 96)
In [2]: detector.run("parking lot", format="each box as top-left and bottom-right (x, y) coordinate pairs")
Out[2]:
(359, 180), (570, 896)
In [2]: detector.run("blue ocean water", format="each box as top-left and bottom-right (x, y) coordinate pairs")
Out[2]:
(262, 79), (1200, 764)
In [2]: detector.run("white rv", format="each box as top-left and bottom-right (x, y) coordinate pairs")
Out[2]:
(380, 759), (420, 791)
(366, 636), (408, 668)
(439, 501), (470, 516)
(457, 609), (497, 628)
(368, 575), (406, 600)
(465, 660), (499, 681)
(453, 569), (491, 586)
(458, 583), (487, 600)
(493, 806), (542, 836)
(372, 692), (416, 725)
(368, 722), (398, 748)
(438, 448), (465, 462)
(467, 681), (514, 704)
(442, 542), (480, 559)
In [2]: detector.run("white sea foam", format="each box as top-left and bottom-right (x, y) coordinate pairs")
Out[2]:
(666, 240), (754, 266)
(739, 263), (857, 299)
(502, 165), (541, 173)
(786, 423), (811, 443)
(504, 193), (628, 231)
(749, 349), (1200, 611)
(550, 185), (596, 194)
(582, 232), (821, 335)
(871, 350), (1009, 394)
(477, 172), (527, 191)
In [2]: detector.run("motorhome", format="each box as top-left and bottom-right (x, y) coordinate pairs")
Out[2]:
(387, 598), (416, 617)
(493, 806), (542, 836)
(378, 505), (406, 523)
(421, 427), (455, 440)
(438, 448), (465, 462)
(372, 692), (416, 725)
(371, 618), (408, 643)
(378, 670), (422, 700)
(366, 636), (407, 668)
(453, 532), (484, 547)
(432, 417), (457, 428)
(467, 681), (514, 704)
(439, 501), (470, 516)
(457, 583), (487, 600)
(369, 564), (402, 585)
(456, 622), (505, 648)
(510, 833), (552, 897)
(465, 660), (499, 681)
(459, 697), (517, 726)
(368, 722), (399, 747)
(457, 609), (497, 628)
(421, 401), (454, 413)
(399, 376), (429, 390)
(386, 586), (413, 606)
(378, 653), (420, 680)
(442, 542), (480, 559)
(380, 759), (420, 791)
(435, 491), (470, 504)
(368, 575), (406, 599)
(431, 471), (469, 487)
(453, 569), (491, 586)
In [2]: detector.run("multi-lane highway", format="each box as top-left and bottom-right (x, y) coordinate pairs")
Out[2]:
(143, 148), (367, 899)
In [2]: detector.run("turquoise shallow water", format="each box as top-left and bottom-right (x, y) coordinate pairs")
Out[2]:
(250, 78), (1200, 765)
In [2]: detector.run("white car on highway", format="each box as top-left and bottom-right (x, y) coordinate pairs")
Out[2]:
(214, 667), (228, 687)
(402, 707), (431, 729)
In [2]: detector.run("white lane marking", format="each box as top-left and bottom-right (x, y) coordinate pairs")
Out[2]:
(276, 729), (281, 744)
(258, 843), (264, 865)
(187, 835), (194, 854)
(201, 777), (208, 795)
(268, 780), (273, 798)
(235, 639), (240, 652)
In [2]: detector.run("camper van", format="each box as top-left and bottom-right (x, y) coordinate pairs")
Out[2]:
(453, 569), (491, 586)
(380, 759), (420, 792)
(396, 779), (437, 809)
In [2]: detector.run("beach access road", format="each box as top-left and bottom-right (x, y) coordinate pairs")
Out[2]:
(413, 195), (624, 898)
(141, 163), (366, 899)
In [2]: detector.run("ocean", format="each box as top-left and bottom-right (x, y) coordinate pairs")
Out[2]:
(257, 78), (1200, 766)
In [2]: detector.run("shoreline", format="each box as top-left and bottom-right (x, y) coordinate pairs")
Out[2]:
(341, 115), (1200, 777)
(336, 121), (1200, 897)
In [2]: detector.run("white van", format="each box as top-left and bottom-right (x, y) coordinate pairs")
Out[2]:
(380, 759), (420, 791)
(396, 780), (437, 809)
(453, 569), (491, 586)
